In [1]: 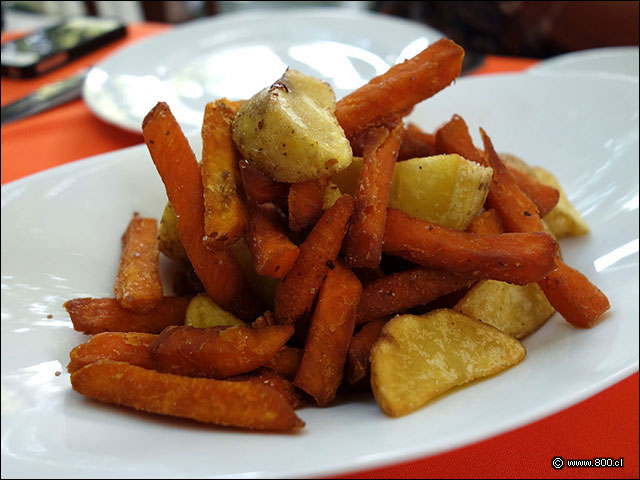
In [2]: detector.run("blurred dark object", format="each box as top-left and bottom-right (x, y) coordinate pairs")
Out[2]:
(376, 1), (639, 58)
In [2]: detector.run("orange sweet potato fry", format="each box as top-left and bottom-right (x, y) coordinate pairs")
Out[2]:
(293, 261), (362, 406)
(346, 318), (387, 385)
(466, 209), (506, 235)
(246, 202), (300, 278)
(70, 360), (304, 431)
(480, 130), (610, 327)
(383, 208), (559, 285)
(288, 177), (328, 232)
(200, 99), (248, 249)
(148, 324), (293, 379)
(435, 114), (558, 217)
(274, 194), (355, 325)
(142, 102), (261, 321)
(506, 165), (559, 217)
(239, 159), (289, 204)
(398, 123), (437, 160)
(265, 346), (303, 381)
(356, 267), (476, 323)
(343, 124), (403, 269)
(64, 297), (190, 334)
(113, 213), (163, 313)
(335, 38), (464, 139)
(233, 367), (304, 410)
(67, 332), (156, 373)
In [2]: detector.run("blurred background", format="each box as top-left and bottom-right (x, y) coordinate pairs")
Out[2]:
(2, 0), (638, 59)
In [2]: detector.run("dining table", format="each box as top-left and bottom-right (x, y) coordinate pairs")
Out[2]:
(1, 21), (638, 479)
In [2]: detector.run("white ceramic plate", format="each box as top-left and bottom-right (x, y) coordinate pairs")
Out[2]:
(529, 46), (639, 79)
(2, 72), (638, 479)
(83, 7), (444, 134)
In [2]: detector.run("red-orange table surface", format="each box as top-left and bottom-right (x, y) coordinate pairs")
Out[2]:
(1, 22), (637, 479)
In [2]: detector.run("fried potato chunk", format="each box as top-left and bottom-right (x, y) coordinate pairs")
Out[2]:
(455, 280), (555, 338)
(184, 294), (247, 328)
(232, 69), (352, 182)
(370, 310), (526, 417)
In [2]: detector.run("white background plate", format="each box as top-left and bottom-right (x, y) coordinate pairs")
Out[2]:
(2, 72), (639, 478)
(528, 46), (639, 78)
(83, 8), (444, 134)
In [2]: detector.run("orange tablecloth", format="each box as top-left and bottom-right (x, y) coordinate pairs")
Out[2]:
(1, 22), (638, 479)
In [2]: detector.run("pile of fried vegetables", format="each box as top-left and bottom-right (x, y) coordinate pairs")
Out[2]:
(64, 38), (609, 431)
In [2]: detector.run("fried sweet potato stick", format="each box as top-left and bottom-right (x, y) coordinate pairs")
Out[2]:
(113, 214), (163, 314)
(200, 99), (247, 249)
(233, 367), (304, 410)
(435, 114), (559, 217)
(467, 209), (506, 235)
(335, 38), (464, 139)
(265, 346), (303, 381)
(148, 324), (293, 379)
(398, 123), (437, 160)
(71, 360), (304, 431)
(239, 159), (289, 204)
(274, 194), (355, 325)
(293, 261), (362, 406)
(480, 130), (610, 327)
(142, 102), (261, 321)
(506, 165), (559, 217)
(246, 202), (300, 278)
(64, 297), (190, 334)
(288, 177), (328, 232)
(356, 267), (476, 323)
(383, 208), (559, 285)
(346, 318), (387, 385)
(67, 332), (156, 373)
(343, 124), (403, 269)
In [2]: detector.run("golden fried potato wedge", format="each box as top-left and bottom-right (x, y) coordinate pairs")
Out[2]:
(370, 310), (525, 417)
(332, 154), (492, 230)
(455, 280), (555, 338)
(158, 202), (188, 263)
(184, 294), (247, 328)
(532, 166), (590, 238)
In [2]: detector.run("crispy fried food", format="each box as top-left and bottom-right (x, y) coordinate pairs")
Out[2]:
(293, 261), (362, 406)
(142, 102), (261, 321)
(64, 297), (190, 334)
(466, 208), (506, 235)
(398, 123), (437, 160)
(480, 130), (610, 327)
(346, 318), (387, 385)
(356, 267), (477, 323)
(158, 202), (189, 263)
(383, 208), (559, 285)
(343, 124), (403, 268)
(288, 177), (328, 231)
(532, 166), (590, 238)
(245, 202), (300, 279)
(265, 346), (303, 380)
(335, 38), (464, 139)
(232, 69), (352, 183)
(70, 360), (304, 431)
(234, 367), (304, 410)
(184, 294), (247, 328)
(455, 280), (554, 338)
(239, 159), (289, 204)
(370, 310), (526, 417)
(200, 99), (248, 249)
(113, 213), (163, 313)
(435, 115), (559, 217)
(148, 324), (293, 379)
(67, 332), (156, 373)
(274, 194), (355, 324)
